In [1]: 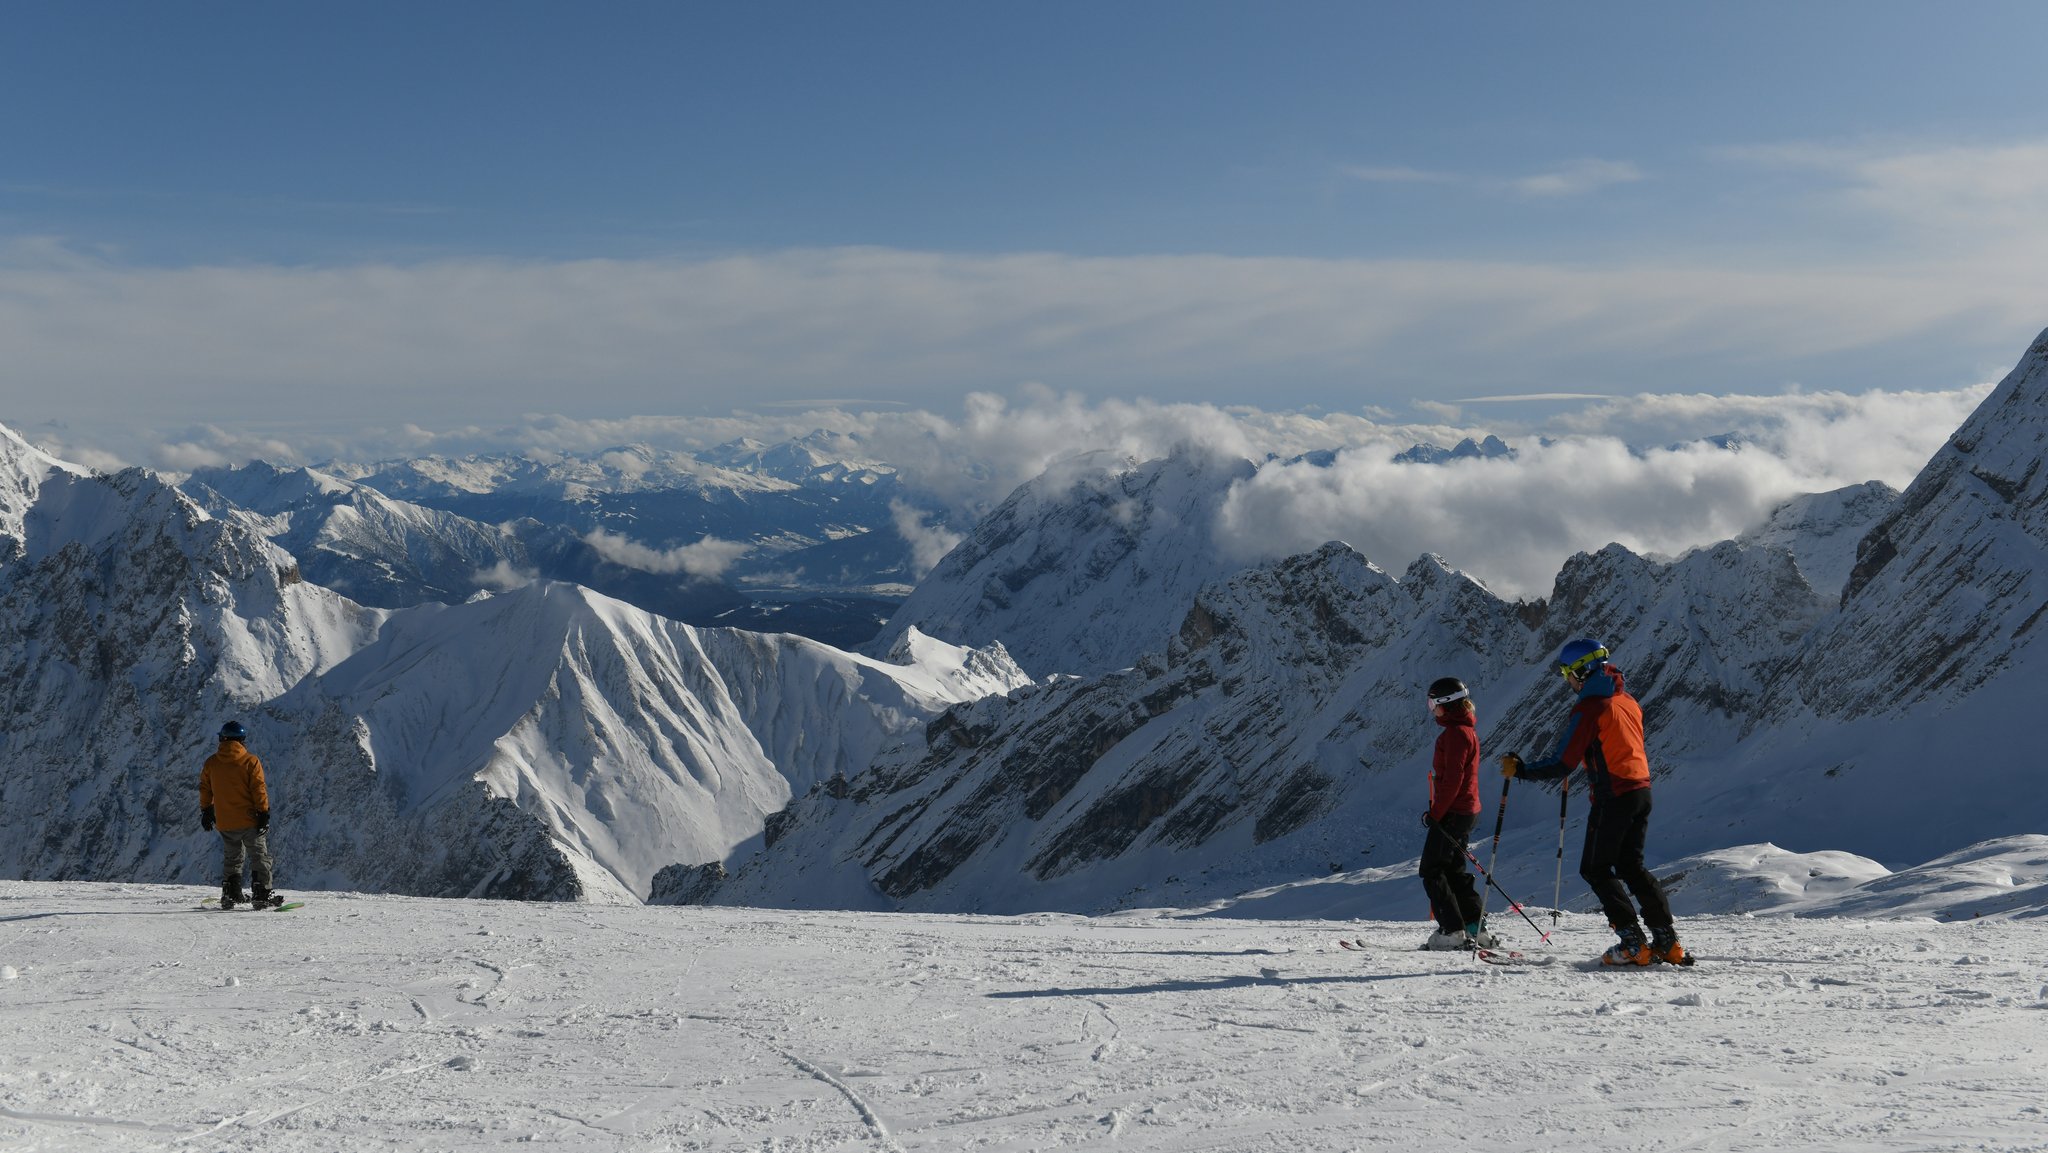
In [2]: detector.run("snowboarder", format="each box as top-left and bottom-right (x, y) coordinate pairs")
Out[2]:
(1500, 640), (1687, 965)
(199, 720), (281, 909)
(1419, 677), (1496, 950)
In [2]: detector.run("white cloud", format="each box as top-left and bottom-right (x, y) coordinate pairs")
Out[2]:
(890, 499), (965, 579)
(1211, 384), (1989, 599)
(1344, 158), (1645, 197)
(582, 529), (750, 579)
(474, 560), (537, 591)
(1510, 159), (1646, 198)
(3, 368), (1995, 605)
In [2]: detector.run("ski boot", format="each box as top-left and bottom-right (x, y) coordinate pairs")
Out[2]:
(220, 882), (244, 911)
(1649, 927), (1692, 966)
(250, 885), (281, 909)
(1600, 927), (1654, 966)
(1421, 928), (1475, 951)
(1463, 920), (1500, 949)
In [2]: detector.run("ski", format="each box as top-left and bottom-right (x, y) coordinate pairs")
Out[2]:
(1589, 954), (1696, 969)
(1336, 938), (1368, 951)
(1475, 947), (1553, 967)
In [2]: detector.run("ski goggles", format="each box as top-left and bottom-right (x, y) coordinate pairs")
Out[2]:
(1558, 647), (1610, 680)
(1426, 686), (1470, 711)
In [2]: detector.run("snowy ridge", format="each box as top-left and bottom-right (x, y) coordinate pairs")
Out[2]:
(280, 584), (1028, 901)
(183, 462), (530, 608)
(336, 443), (797, 500)
(1787, 327), (2048, 718)
(1724, 479), (1897, 600)
(0, 423), (85, 565)
(870, 445), (1260, 677)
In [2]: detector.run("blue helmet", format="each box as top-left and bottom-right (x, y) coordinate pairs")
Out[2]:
(1556, 638), (1610, 680)
(218, 721), (247, 742)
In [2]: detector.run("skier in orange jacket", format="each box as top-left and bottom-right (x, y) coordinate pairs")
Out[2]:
(199, 721), (280, 909)
(1501, 640), (1687, 966)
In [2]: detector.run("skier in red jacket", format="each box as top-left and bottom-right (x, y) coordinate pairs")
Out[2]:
(1418, 676), (1496, 949)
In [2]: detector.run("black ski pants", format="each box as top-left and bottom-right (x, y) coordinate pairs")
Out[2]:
(1419, 812), (1483, 932)
(1579, 787), (1672, 935)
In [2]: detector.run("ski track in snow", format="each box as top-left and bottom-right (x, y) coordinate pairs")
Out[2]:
(3, 882), (2048, 1152)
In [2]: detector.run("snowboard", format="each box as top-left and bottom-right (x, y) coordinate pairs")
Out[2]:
(194, 899), (303, 912)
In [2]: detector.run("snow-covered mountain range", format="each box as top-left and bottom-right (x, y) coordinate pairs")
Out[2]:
(4, 329), (2044, 914)
(332, 437), (930, 599)
(0, 440), (1024, 901)
(165, 431), (962, 648)
(696, 329), (2048, 914)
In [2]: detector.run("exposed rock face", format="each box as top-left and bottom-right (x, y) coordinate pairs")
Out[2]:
(0, 464), (384, 888)
(1788, 329), (2048, 719)
(718, 544), (1541, 911)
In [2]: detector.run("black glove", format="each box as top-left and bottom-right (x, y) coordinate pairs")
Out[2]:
(1421, 810), (1433, 827)
(1500, 752), (1524, 778)
(256, 810), (270, 831)
(200, 806), (215, 832)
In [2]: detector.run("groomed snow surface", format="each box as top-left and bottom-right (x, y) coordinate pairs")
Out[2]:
(5, 873), (2048, 1152)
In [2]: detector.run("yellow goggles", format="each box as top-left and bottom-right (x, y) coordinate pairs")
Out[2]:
(1558, 648), (1609, 679)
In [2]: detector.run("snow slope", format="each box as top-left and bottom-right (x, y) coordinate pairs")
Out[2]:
(4, 853), (2047, 1152)
(280, 582), (1028, 901)
(0, 422), (82, 563)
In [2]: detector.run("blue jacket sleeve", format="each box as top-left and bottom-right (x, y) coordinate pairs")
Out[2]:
(1516, 708), (1584, 782)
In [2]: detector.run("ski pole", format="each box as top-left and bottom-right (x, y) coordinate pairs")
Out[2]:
(1426, 816), (1552, 945)
(1477, 775), (1511, 920)
(1551, 775), (1569, 926)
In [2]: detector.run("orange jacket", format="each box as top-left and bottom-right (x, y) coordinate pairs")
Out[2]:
(199, 741), (270, 831)
(1515, 666), (1651, 801)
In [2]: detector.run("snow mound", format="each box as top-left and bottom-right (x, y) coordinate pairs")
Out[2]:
(1803, 835), (2048, 922)
(1650, 843), (1892, 915)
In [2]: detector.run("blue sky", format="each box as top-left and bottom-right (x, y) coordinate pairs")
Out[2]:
(3, 2), (2047, 464)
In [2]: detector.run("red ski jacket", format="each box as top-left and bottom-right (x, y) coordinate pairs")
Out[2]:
(1428, 709), (1482, 821)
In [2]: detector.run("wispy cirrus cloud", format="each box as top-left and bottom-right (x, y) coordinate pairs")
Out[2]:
(1343, 157), (1645, 197)
(1509, 158), (1647, 198)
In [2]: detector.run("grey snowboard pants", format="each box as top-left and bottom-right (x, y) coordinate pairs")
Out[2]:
(219, 827), (274, 890)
